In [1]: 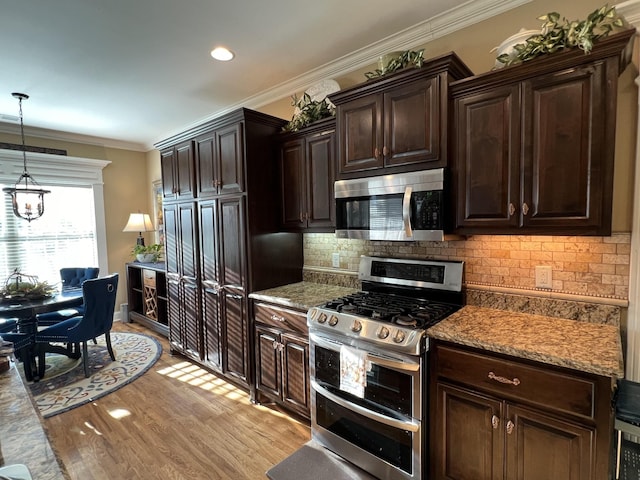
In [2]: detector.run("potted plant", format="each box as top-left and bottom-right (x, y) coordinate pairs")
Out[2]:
(132, 244), (163, 263)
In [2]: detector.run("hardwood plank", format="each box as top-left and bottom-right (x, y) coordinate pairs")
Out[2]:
(44, 322), (310, 479)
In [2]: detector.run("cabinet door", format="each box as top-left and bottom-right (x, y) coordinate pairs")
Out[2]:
(522, 63), (608, 232)
(163, 205), (183, 351)
(384, 77), (440, 167)
(195, 131), (218, 197)
(453, 85), (521, 231)
(255, 324), (281, 398)
(218, 196), (248, 384)
(217, 122), (244, 195)
(281, 332), (309, 417)
(199, 199), (222, 370)
(175, 140), (195, 200)
(279, 139), (306, 229)
(160, 148), (177, 200)
(177, 202), (200, 359)
(336, 95), (384, 174)
(433, 382), (504, 480)
(306, 131), (335, 229)
(504, 404), (593, 480)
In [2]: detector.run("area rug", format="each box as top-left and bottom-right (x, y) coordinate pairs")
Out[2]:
(23, 332), (162, 418)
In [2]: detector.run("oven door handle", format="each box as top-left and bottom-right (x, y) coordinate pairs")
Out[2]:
(309, 333), (420, 373)
(402, 186), (413, 238)
(311, 380), (420, 432)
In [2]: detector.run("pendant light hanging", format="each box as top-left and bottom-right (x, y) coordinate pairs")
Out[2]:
(2, 92), (50, 222)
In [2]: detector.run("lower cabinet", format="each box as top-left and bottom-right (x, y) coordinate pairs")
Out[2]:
(126, 263), (168, 337)
(429, 341), (614, 480)
(253, 301), (310, 419)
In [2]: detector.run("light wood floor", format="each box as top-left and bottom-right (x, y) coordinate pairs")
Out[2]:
(44, 321), (311, 480)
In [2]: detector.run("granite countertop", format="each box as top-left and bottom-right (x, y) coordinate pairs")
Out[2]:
(0, 362), (67, 479)
(427, 305), (624, 378)
(249, 281), (359, 311)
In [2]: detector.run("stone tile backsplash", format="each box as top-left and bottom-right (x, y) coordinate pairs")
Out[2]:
(303, 233), (631, 301)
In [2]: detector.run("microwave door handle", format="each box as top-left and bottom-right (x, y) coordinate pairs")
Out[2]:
(402, 186), (413, 238)
(311, 380), (420, 432)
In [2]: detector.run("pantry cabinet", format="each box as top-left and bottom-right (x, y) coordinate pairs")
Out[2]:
(329, 52), (472, 179)
(253, 300), (310, 419)
(429, 341), (614, 480)
(278, 118), (335, 231)
(156, 108), (303, 392)
(451, 29), (634, 235)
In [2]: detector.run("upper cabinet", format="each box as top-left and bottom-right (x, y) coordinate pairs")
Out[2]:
(329, 53), (473, 179)
(278, 118), (335, 231)
(160, 139), (195, 202)
(195, 122), (245, 197)
(451, 29), (634, 236)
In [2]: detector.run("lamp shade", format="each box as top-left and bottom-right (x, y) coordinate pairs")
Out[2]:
(123, 213), (154, 233)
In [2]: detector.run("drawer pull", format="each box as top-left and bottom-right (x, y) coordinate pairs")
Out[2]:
(488, 371), (521, 386)
(491, 415), (499, 430)
(509, 203), (516, 216)
(270, 314), (285, 323)
(506, 420), (515, 435)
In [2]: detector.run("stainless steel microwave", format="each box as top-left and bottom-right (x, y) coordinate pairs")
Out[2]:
(335, 169), (445, 241)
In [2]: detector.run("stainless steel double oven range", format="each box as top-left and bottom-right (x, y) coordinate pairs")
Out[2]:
(308, 255), (464, 480)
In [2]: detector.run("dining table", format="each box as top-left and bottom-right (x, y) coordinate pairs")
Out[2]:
(0, 288), (83, 381)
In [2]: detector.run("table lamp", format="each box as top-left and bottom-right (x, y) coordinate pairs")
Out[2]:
(123, 213), (154, 246)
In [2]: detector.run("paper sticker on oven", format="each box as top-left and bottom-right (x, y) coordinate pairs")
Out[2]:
(339, 345), (368, 398)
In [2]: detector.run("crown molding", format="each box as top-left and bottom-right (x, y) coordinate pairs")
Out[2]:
(617, 0), (640, 26)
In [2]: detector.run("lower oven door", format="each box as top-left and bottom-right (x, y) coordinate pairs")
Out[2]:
(309, 331), (424, 480)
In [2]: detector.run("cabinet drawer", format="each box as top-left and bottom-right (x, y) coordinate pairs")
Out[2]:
(143, 269), (156, 288)
(253, 302), (308, 335)
(435, 343), (596, 420)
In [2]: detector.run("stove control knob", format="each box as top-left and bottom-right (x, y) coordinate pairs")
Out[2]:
(329, 315), (339, 326)
(317, 313), (328, 324)
(377, 326), (390, 339)
(351, 320), (362, 333)
(393, 330), (406, 343)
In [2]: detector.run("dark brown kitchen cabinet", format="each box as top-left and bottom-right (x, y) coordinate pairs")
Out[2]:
(329, 53), (472, 179)
(429, 341), (614, 480)
(253, 301), (310, 419)
(278, 118), (335, 231)
(160, 139), (195, 201)
(125, 263), (168, 337)
(451, 29), (634, 235)
(195, 122), (244, 197)
(156, 108), (303, 392)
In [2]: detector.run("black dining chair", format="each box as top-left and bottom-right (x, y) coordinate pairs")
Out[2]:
(35, 274), (118, 378)
(36, 267), (99, 326)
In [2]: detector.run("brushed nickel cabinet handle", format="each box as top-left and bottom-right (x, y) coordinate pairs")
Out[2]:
(522, 202), (529, 215)
(491, 415), (499, 430)
(374, 147), (380, 160)
(300, 212), (304, 223)
(506, 420), (515, 435)
(270, 314), (285, 323)
(382, 146), (389, 156)
(488, 371), (521, 386)
(509, 203), (516, 216)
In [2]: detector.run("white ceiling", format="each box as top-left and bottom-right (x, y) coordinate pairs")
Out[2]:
(0, 0), (528, 151)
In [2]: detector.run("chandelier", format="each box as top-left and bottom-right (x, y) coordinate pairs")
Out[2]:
(2, 93), (50, 222)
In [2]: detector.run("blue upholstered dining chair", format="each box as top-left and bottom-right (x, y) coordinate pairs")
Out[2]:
(35, 274), (118, 378)
(0, 318), (37, 381)
(36, 267), (99, 326)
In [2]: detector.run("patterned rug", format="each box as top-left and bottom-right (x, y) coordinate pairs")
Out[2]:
(23, 332), (162, 418)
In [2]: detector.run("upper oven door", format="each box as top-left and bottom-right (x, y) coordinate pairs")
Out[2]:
(309, 331), (422, 422)
(334, 169), (444, 241)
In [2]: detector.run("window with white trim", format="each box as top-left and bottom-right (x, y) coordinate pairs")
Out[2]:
(0, 184), (98, 287)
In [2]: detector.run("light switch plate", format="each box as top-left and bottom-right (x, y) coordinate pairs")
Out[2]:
(332, 252), (340, 268)
(535, 265), (553, 289)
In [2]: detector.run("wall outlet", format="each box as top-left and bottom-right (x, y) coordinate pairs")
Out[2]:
(535, 265), (553, 289)
(332, 252), (340, 268)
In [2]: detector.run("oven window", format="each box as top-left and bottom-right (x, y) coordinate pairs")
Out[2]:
(316, 393), (413, 474)
(314, 345), (413, 417)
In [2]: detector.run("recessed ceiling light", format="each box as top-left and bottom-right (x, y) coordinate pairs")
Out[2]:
(210, 47), (234, 61)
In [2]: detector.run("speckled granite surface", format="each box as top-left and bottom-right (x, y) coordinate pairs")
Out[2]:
(466, 288), (622, 326)
(250, 282), (359, 311)
(0, 362), (67, 479)
(427, 305), (624, 378)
